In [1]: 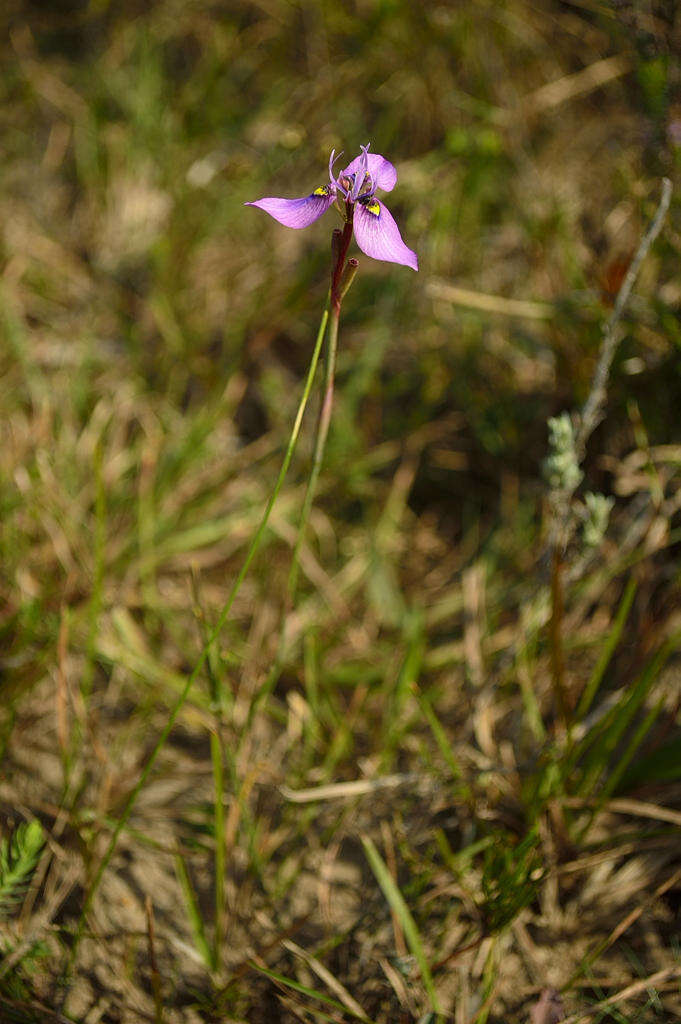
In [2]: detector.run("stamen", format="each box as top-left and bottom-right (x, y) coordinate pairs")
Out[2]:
(329, 149), (346, 197)
(350, 145), (369, 202)
(358, 172), (375, 200)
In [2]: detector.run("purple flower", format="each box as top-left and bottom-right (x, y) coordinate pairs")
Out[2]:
(246, 144), (418, 272)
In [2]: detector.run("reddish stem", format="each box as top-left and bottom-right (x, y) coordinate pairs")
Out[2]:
(330, 203), (354, 313)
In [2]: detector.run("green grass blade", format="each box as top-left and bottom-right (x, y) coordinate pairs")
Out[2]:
(414, 687), (470, 798)
(576, 634), (679, 799)
(83, 437), (106, 705)
(250, 962), (373, 1022)
(210, 729), (225, 970)
(577, 577), (637, 720)
(516, 645), (546, 743)
(601, 697), (664, 802)
(174, 853), (212, 971)
(361, 836), (441, 1015)
(382, 611), (424, 760)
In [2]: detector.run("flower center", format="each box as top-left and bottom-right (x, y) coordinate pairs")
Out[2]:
(336, 171), (375, 200)
(361, 198), (381, 217)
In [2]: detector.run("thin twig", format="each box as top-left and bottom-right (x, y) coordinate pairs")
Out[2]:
(280, 772), (419, 803)
(545, 179), (672, 724)
(576, 178), (672, 456)
(549, 177), (672, 551)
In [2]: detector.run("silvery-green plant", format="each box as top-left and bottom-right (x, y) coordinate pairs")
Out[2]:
(544, 412), (582, 494)
(582, 492), (614, 548)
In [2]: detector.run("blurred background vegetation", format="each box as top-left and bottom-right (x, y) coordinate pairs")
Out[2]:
(1, 1), (680, 1021)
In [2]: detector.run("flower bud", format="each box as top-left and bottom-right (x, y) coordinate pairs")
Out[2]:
(339, 258), (359, 299)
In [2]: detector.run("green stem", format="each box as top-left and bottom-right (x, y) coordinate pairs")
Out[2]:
(245, 249), (358, 729)
(210, 728), (225, 970)
(83, 437), (105, 704)
(286, 215), (356, 608)
(63, 296), (330, 989)
(243, 304), (342, 732)
(189, 568), (227, 971)
(287, 303), (340, 604)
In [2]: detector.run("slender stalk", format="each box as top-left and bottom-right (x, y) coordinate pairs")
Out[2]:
(287, 303), (340, 603)
(245, 232), (359, 731)
(62, 296), (330, 991)
(83, 437), (105, 703)
(574, 178), (672, 458)
(189, 567), (226, 971)
(548, 177), (672, 553)
(210, 728), (224, 970)
(287, 209), (356, 607)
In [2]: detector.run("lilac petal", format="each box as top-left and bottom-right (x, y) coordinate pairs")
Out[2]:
(329, 149), (346, 196)
(245, 187), (334, 229)
(353, 198), (418, 271)
(350, 146), (369, 201)
(343, 150), (397, 193)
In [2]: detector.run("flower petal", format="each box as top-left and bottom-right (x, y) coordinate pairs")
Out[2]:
(353, 198), (418, 271)
(329, 149), (347, 196)
(245, 187), (334, 229)
(342, 150), (397, 193)
(350, 146), (369, 201)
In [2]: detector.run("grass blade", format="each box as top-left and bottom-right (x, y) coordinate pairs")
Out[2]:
(361, 836), (441, 1015)
(174, 853), (212, 971)
(250, 962), (373, 1022)
(577, 576), (637, 720)
(413, 686), (469, 797)
(578, 634), (679, 798)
